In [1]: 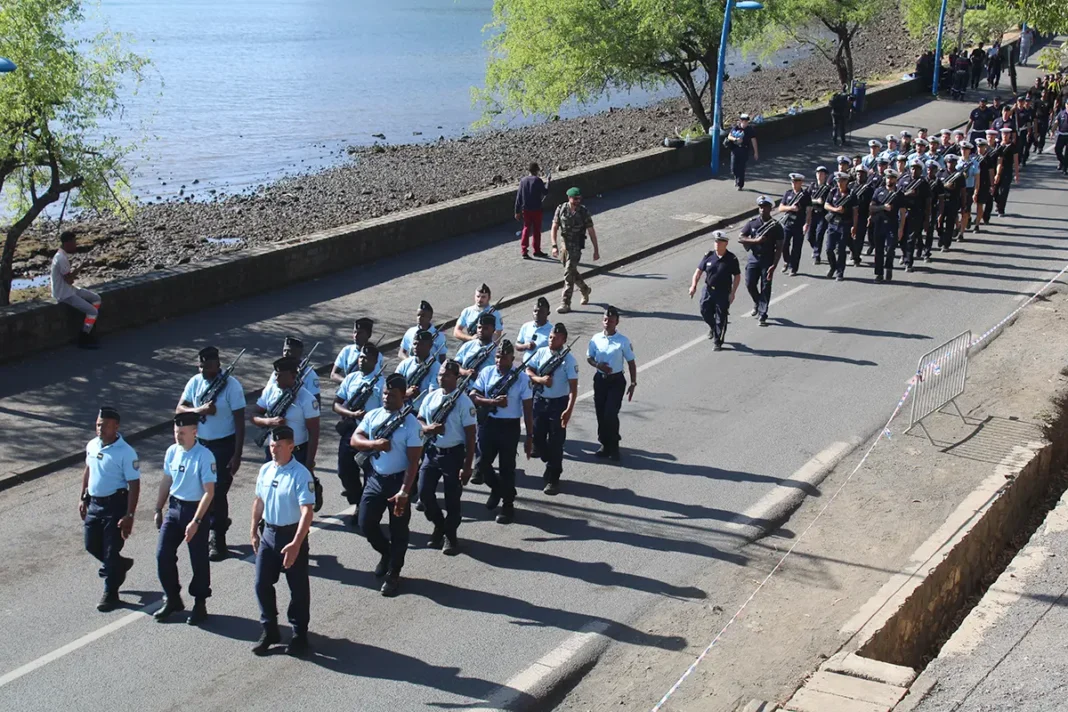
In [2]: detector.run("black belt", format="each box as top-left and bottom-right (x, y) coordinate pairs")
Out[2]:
(168, 495), (200, 507)
(198, 434), (236, 446)
(87, 489), (127, 504)
(428, 443), (464, 453)
(535, 393), (569, 402)
(265, 522), (299, 532)
(595, 371), (625, 380)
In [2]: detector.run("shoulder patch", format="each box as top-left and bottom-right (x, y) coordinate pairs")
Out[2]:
(210, 461), (217, 474)
(97, 452), (104, 460)
(312, 399), (320, 411)
(308, 480), (315, 492)
(132, 459), (140, 471)
(470, 407), (477, 417)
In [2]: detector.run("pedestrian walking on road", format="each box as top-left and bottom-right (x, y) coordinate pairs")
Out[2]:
(250, 425), (315, 656)
(80, 406), (140, 612)
(153, 412), (216, 624)
(551, 187), (600, 314)
(1053, 102), (1068, 173)
(779, 172), (812, 276)
(176, 346), (245, 561)
(51, 230), (102, 350)
(587, 306), (636, 461)
(689, 231), (741, 350)
(739, 196), (785, 326)
(515, 162), (550, 259)
(725, 113), (759, 189)
(526, 323), (579, 493)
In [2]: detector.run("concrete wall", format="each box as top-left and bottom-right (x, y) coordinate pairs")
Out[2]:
(0, 77), (923, 363)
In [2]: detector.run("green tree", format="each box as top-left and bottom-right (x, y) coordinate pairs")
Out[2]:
(0, 0), (148, 306)
(476, 0), (767, 131)
(964, 0), (1017, 44)
(756, 0), (896, 88)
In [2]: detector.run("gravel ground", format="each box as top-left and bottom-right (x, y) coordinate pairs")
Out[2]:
(10, 15), (925, 299)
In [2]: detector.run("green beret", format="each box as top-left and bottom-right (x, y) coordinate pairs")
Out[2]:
(566, 187), (581, 198)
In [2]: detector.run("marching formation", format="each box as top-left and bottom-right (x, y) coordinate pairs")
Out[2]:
(78, 282), (638, 655)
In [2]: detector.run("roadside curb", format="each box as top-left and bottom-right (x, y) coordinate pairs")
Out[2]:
(0, 207), (752, 494)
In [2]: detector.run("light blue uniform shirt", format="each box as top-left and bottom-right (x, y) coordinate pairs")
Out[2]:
(861, 154), (880, 171)
(256, 383), (320, 446)
(85, 435), (141, 497)
(336, 371), (384, 412)
(878, 148), (899, 164)
(268, 365), (320, 400)
(528, 347), (580, 400)
(256, 458), (316, 526)
(333, 343), (385, 377)
(180, 374), (245, 441)
(454, 339), (497, 370)
(400, 326), (447, 356)
(396, 355), (441, 395)
(472, 364), (533, 419)
(587, 332), (635, 375)
(516, 319), (554, 352)
(357, 408), (423, 475)
(963, 156), (980, 188)
(163, 442), (217, 502)
(419, 389), (477, 449)
(457, 305), (503, 335)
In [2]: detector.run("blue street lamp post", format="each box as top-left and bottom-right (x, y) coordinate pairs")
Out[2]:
(932, 0), (949, 96)
(0, 57), (16, 73)
(710, 0), (764, 175)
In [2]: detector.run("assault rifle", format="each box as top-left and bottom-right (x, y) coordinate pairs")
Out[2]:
(404, 339), (447, 392)
(198, 349), (245, 421)
(466, 299), (503, 336)
(353, 391), (428, 469)
(530, 338), (578, 396)
(254, 342), (320, 447)
(334, 362), (387, 436)
(460, 333), (504, 374)
(475, 351), (538, 419)
(422, 372), (477, 445)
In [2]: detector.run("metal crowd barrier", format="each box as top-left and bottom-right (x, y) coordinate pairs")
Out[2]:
(905, 330), (972, 446)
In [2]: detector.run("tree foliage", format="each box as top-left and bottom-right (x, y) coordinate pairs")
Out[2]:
(476, 0), (767, 132)
(902, 0), (1068, 50)
(0, 0), (149, 305)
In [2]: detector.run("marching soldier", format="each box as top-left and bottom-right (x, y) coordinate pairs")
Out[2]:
(455, 313), (500, 377)
(938, 154), (965, 251)
(974, 137), (996, 231)
(739, 196), (785, 325)
(779, 172), (811, 277)
(417, 360), (477, 553)
(272, 337), (320, 404)
(898, 130), (914, 157)
(901, 160), (929, 272)
(80, 407), (140, 612)
(253, 357), (321, 477)
(551, 187), (601, 314)
(869, 168), (907, 283)
(823, 171), (858, 281)
(959, 141), (979, 235)
(251, 425), (315, 657)
(526, 323), (579, 493)
(586, 307), (636, 460)
(807, 167), (831, 264)
(331, 318), (383, 383)
(470, 340), (534, 522)
(725, 113), (759, 189)
(332, 343), (385, 512)
(351, 374), (424, 596)
(454, 284), (503, 344)
(850, 165), (875, 265)
(177, 346), (245, 561)
(398, 300), (447, 360)
(994, 126), (1020, 216)
(515, 297), (554, 354)
(878, 134), (900, 164)
(689, 231), (741, 350)
(921, 160), (944, 262)
(862, 140), (882, 171)
(396, 330), (442, 401)
(153, 412), (216, 624)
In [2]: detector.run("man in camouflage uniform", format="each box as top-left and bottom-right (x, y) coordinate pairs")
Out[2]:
(550, 187), (601, 314)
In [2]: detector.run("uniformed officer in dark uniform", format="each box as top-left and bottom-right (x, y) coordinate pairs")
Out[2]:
(177, 346), (245, 561)
(938, 154), (965, 251)
(725, 113), (759, 189)
(689, 231), (741, 350)
(869, 169), (907, 283)
(153, 412), (216, 624)
(251, 425), (316, 656)
(921, 160), (944, 262)
(866, 156), (891, 255)
(973, 137), (996, 230)
(901, 159), (929, 272)
(823, 171), (858, 281)
(850, 165), (875, 265)
(417, 360), (477, 553)
(778, 173), (810, 277)
(994, 126), (1020, 216)
(526, 324), (580, 492)
(738, 196), (784, 326)
(80, 406), (140, 612)
(967, 97), (995, 143)
(807, 167), (831, 264)
(351, 374), (424, 596)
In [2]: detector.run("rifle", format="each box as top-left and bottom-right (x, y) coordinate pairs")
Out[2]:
(466, 299), (503, 336)
(811, 182), (832, 208)
(475, 351), (538, 419)
(334, 363), (387, 436)
(460, 332), (505, 373)
(254, 342), (319, 447)
(404, 339), (447, 392)
(422, 372), (477, 445)
(343, 334), (384, 377)
(353, 391), (428, 469)
(198, 349), (245, 421)
(530, 338), (578, 396)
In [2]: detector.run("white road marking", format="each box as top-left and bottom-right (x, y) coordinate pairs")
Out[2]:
(576, 283), (809, 403)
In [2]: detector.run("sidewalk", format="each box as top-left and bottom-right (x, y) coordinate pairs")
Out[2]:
(0, 76), (1033, 485)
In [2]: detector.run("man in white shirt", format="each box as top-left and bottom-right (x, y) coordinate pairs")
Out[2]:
(50, 231), (102, 349)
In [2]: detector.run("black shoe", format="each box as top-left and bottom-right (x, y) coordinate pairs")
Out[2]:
(485, 493), (501, 510)
(750, 308), (758, 317)
(875, 274), (884, 283)
(707, 328), (715, 340)
(443, 535), (460, 556)
(154, 596), (186, 622)
(826, 267), (836, 278)
(593, 447), (610, 458)
(414, 499), (425, 512)
(208, 532), (228, 562)
(906, 265), (914, 273)
(429, 527), (445, 549)
(285, 633), (310, 657)
(866, 247), (874, 256)
(97, 591), (120, 612)
(835, 275), (844, 282)
(187, 599), (208, 626)
(496, 503), (514, 525)
(533, 250), (549, 258)
(713, 342), (723, 352)
(759, 316), (768, 327)
(608, 450), (621, 462)
(543, 481), (560, 496)
(373, 554), (390, 578)
(789, 269), (798, 276)
(380, 575), (400, 597)
(522, 253), (533, 260)
(814, 257), (822, 266)
(470, 472), (484, 485)
(252, 626), (281, 656)
(852, 258), (861, 267)
(924, 255), (932, 263)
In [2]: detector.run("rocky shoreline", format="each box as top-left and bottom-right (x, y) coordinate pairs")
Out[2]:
(10, 18), (926, 301)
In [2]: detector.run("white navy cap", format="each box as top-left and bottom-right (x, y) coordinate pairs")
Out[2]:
(999, 127), (1014, 133)
(900, 130), (912, 137)
(944, 154), (960, 162)
(855, 164), (869, 173)
(756, 195), (773, 206)
(925, 159), (940, 168)
(739, 112), (750, 120)
(789, 172), (805, 180)
(837, 155), (850, 164)
(939, 128), (952, 135)
(885, 168), (900, 178)
(975, 138), (988, 145)
(816, 165), (829, 172)
(713, 230), (728, 242)
(909, 158), (923, 168)
(916, 138), (929, 146)
(960, 140), (974, 149)
(868, 139), (882, 148)
(953, 129), (966, 136)
(834, 171), (850, 180)
(985, 129), (998, 135)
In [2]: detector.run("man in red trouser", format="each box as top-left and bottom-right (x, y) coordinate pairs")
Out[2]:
(514, 162), (550, 260)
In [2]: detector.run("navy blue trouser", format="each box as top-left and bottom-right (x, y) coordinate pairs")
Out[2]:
(593, 372), (625, 455)
(84, 492), (129, 594)
(939, 200), (961, 247)
(824, 223), (849, 276)
(745, 260), (774, 319)
(1056, 135), (1068, 171)
(995, 178), (1011, 214)
(700, 293), (730, 344)
(873, 219), (898, 279)
(336, 424), (364, 505)
(731, 150), (749, 187)
(808, 213), (828, 258)
(358, 469), (411, 574)
(157, 496), (212, 600)
(782, 220), (805, 273)
(479, 417), (521, 503)
(255, 523), (310, 634)
(418, 444), (465, 535)
(200, 435), (235, 535)
(533, 395), (568, 484)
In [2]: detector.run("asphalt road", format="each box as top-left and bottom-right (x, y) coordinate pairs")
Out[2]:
(1, 159), (1066, 710)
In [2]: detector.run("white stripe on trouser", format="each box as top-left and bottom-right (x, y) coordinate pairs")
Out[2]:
(60, 288), (101, 332)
